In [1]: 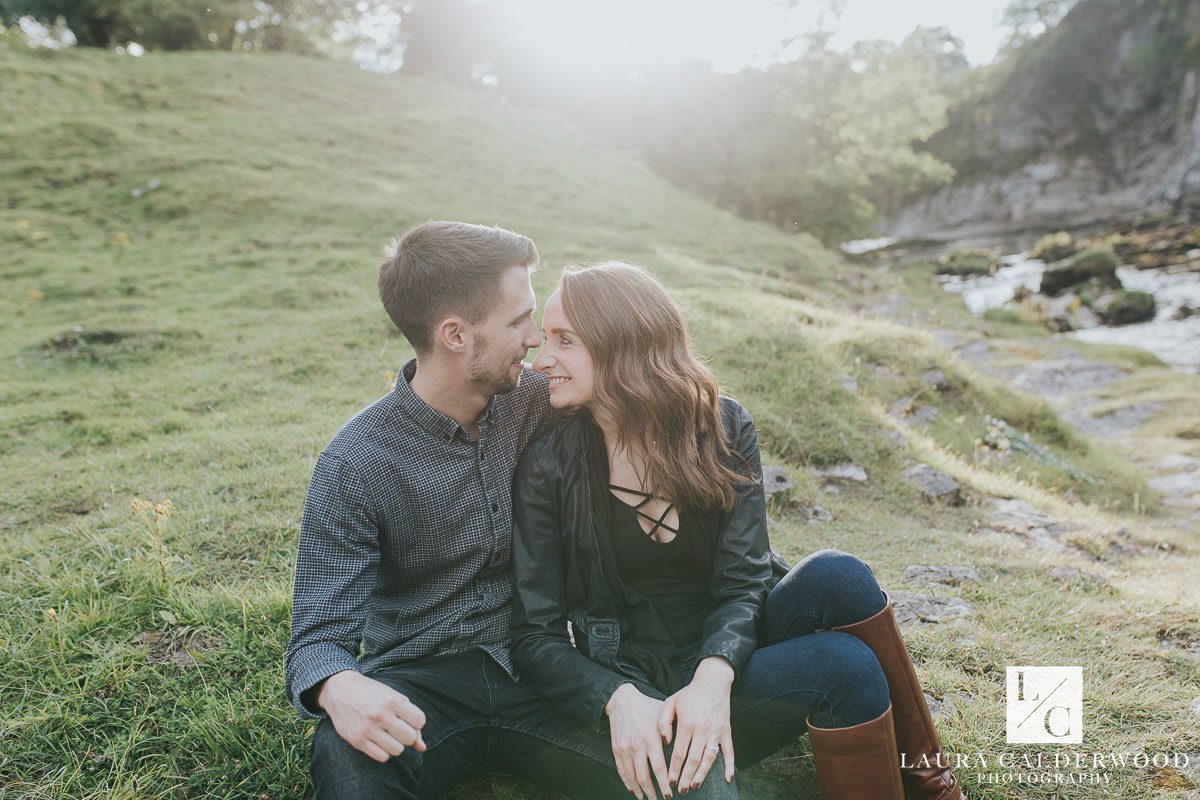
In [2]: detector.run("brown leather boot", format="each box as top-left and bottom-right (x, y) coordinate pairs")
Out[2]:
(807, 706), (905, 799)
(833, 592), (966, 800)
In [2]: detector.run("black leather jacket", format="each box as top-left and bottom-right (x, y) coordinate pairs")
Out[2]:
(510, 396), (784, 726)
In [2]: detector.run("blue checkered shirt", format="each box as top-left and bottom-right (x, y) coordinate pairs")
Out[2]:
(285, 358), (560, 719)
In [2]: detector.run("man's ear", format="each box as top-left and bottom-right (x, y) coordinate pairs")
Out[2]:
(434, 316), (468, 354)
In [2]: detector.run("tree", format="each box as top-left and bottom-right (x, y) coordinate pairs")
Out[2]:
(4, 0), (383, 52)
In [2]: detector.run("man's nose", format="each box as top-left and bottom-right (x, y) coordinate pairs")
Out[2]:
(522, 321), (541, 350)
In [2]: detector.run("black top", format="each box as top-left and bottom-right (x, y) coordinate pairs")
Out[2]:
(608, 486), (713, 648)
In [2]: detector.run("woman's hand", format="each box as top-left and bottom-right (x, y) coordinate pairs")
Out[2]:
(659, 656), (736, 791)
(605, 682), (674, 799)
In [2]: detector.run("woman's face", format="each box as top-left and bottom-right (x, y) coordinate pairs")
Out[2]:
(533, 289), (596, 409)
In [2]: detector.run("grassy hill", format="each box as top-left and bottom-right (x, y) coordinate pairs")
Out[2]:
(2, 44), (1197, 799)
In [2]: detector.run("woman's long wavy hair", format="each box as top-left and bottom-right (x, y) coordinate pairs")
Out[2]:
(558, 262), (755, 512)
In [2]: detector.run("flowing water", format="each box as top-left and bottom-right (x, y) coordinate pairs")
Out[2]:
(842, 238), (1200, 373)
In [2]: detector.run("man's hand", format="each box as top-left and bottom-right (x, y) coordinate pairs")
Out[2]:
(318, 670), (428, 763)
(604, 682), (673, 799)
(660, 656), (736, 790)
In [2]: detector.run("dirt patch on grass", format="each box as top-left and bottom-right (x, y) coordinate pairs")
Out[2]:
(139, 630), (220, 669)
(39, 327), (197, 366)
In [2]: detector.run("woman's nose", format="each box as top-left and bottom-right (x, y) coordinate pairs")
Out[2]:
(533, 347), (552, 372)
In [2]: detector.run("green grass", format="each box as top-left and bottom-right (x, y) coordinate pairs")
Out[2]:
(2, 44), (1198, 799)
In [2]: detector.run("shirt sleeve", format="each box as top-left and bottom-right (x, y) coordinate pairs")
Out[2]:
(285, 452), (381, 719)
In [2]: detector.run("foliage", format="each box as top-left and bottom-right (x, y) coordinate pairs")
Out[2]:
(3, 0), (379, 52)
(438, 23), (971, 244)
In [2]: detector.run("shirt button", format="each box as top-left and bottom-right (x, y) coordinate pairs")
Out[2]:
(491, 502), (499, 513)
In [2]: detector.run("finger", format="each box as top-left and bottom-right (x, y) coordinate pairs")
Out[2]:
(390, 694), (427, 731)
(648, 739), (673, 798)
(633, 752), (657, 800)
(615, 750), (639, 797)
(690, 743), (720, 790)
(668, 726), (692, 785)
(678, 736), (707, 790)
(380, 716), (421, 749)
(722, 732), (736, 782)
(657, 697), (676, 744)
(368, 729), (408, 759)
(357, 739), (392, 763)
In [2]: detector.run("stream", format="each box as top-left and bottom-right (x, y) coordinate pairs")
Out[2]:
(845, 237), (1200, 373)
(938, 255), (1200, 373)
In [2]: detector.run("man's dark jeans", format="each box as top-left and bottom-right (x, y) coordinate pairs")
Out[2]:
(311, 549), (890, 799)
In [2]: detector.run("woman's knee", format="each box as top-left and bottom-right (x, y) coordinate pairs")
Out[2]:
(812, 633), (890, 727)
(786, 549), (883, 622)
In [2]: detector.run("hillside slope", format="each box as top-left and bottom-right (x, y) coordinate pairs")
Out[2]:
(1, 45), (1196, 799)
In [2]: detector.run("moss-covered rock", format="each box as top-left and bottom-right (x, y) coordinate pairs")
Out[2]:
(936, 248), (998, 276)
(1039, 248), (1120, 296)
(1030, 231), (1078, 262)
(1097, 289), (1156, 325)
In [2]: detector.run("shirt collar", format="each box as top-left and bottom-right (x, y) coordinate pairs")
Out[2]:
(393, 358), (497, 441)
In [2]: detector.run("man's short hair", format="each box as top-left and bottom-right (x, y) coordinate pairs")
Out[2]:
(378, 221), (539, 354)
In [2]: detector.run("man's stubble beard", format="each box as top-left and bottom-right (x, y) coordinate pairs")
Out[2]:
(468, 332), (520, 396)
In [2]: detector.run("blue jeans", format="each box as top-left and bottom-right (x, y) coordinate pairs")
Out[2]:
(311, 549), (889, 799)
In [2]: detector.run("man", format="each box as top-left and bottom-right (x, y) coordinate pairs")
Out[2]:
(285, 221), (635, 799)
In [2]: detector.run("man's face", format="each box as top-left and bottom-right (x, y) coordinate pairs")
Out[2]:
(465, 266), (540, 395)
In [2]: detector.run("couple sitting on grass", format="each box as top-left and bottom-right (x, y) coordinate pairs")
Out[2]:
(285, 221), (966, 800)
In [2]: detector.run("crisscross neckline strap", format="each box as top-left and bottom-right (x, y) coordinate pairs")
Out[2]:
(608, 483), (680, 537)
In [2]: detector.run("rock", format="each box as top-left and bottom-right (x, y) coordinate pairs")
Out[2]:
(1159, 453), (1200, 472)
(890, 591), (976, 625)
(974, 497), (1082, 555)
(936, 249), (998, 276)
(1063, 401), (1165, 436)
(1148, 473), (1200, 496)
(1157, 628), (1200, 661)
(1189, 696), (1200, 716)
(1039, 249), (1121, 297)
(1048, 566), (1109, 587)
(867, 292), (909, 318)
(801, 505), (833, 524)
(1097, 289), (1156, 325)
(919, 368), (950, 390)
(761, 466), (795, 499)
(1037, 291), (1103, 331)
(903, 464), (962, 505)
(954, 340), (991, 363)
(1173, 303), (1196, 320)
(840, 373), (858, 392)
(924, 692), (957, 722)
(1030, 231), (1079, 263)
(903, 565), (980, 588)
(891, 396), (939, 426)
(813, 463), (868, 483)
(1011, 356), (1126, 396)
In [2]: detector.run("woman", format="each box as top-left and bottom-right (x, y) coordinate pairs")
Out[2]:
(510, 262), (965, 800)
